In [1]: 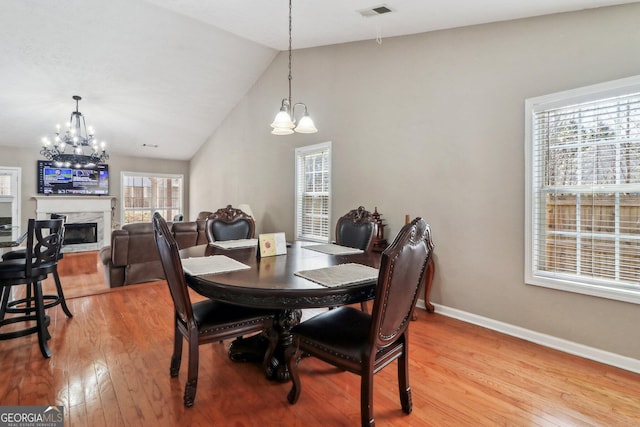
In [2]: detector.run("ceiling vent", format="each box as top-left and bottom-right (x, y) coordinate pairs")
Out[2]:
(358, 4), (393, 18)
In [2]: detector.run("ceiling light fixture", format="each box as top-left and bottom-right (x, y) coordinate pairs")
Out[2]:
(270, 0), (317, 135)
(40, 95), (108, 167)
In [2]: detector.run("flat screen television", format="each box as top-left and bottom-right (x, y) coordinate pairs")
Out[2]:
(37, 161), (109, 195)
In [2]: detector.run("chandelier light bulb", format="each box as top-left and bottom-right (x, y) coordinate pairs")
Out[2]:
(271, 108), (294, 130)
(294, 114), (318, 133)
(271, 126), (295, 135)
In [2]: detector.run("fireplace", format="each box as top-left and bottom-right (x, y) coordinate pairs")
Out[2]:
(64, 222), (98, 245)
(34, 196), (115, 253)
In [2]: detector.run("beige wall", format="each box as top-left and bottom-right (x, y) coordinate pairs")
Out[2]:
(191, 4), (640, 359)
(0, 146), (189, 229)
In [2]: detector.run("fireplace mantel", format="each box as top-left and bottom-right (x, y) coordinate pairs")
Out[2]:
(33, 195), (116, 252)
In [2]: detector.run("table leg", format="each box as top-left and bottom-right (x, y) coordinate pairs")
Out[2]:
(424, 258), (435, 313)
(265, 308), (302, 382)
(412, 258), (435, 320)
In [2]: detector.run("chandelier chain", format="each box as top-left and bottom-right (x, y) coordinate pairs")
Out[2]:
(288, 0), (293, 105)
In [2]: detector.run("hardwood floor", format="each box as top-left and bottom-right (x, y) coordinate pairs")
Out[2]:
(50, 251), (111, 298)
(1, 254), (639, 426)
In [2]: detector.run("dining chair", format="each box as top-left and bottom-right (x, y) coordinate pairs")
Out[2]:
(335, 206), (378, 312)
(152, 212), (277, 407)
(0, 218), (65, 358)
(335, 206), (377, 253)
(205, 205), (255, 243)
(1, 213), (72, 318)
(285, 217), (434, 427)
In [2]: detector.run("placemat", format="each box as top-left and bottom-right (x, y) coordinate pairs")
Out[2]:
(295, 263), (378, 287)
(181, 255), (251, 276)
(210, 238), (258, 249)
(303, 244), (364, 255)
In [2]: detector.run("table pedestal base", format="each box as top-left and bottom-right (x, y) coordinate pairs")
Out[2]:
(228, 308), (302, 383)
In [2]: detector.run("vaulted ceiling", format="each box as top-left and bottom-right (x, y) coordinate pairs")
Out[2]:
(1, 0), (636, 160)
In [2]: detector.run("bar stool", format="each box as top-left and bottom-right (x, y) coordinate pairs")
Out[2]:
(1, 214), (72, 318)
(0, 218), (65, 358)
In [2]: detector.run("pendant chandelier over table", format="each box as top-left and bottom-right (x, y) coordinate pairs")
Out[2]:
(270, 0), (318, 135)
(40, 95), (108, 167)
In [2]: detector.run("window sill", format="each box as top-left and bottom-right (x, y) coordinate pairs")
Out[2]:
(525, 274), (640, 305)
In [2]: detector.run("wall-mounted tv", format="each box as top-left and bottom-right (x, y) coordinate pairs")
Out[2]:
(37, 161), (109, 195)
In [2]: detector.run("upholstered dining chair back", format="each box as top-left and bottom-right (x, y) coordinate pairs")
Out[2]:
(152, 212), (193, 325)
(370, 217), (434, 347)
(205, 205), (255, 243)
(335, 206), (377, 252)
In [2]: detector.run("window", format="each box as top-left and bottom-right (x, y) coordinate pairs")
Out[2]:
(295, 142), (331, 242)
(0, 167), (21, 228)
(121, 172), (183, 224)
(525, 76), (640, 304)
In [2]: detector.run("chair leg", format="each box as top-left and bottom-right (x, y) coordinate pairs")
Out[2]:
(0, 285), (11, 320)
(286, 346), (301, 404)
(53, 268), (73, 318)
(398, 348), (412, 414)
(360, 301), (369, 313)
(33, 281), (52, 358)
(170, 325), (183, 377)
(183, 334), (199, 407)
(25, 283), (32, 311)
(361, 371), (375, 427)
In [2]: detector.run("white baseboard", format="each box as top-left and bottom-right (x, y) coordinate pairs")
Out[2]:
(415, 300), (640, 374)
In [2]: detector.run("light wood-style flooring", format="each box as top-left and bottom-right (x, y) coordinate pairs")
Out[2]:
(1, 252), (639, 426)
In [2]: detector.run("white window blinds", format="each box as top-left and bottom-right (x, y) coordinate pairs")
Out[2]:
(295, 142), (331, 242)
(526, 76), (640, 303)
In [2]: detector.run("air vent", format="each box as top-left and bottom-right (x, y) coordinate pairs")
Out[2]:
(358, 4), (393, 18)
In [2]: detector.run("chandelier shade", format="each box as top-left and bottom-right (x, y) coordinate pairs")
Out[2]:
(40, 95), (109, 167)
(270, 0), (317, 135)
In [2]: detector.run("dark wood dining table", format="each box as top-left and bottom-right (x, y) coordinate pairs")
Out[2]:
(180, 241), (381, 382)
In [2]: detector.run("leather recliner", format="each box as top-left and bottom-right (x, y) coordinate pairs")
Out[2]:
(99, 219), (207, 287)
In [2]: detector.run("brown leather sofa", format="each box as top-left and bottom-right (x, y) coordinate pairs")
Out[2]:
(99, 219), (207, 287)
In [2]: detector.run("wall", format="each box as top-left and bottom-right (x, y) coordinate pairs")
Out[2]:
(0, 146), (189, 229)
(191, 4), (640, 360)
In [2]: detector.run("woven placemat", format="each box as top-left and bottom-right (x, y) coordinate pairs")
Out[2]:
(295, 263), (378, 287)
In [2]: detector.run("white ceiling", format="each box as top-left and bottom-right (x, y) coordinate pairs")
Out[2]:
(1, 0), (637, 161)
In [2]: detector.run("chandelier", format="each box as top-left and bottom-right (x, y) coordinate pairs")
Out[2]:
(40, 95), (109, 167)
(270, 0), (318, 135)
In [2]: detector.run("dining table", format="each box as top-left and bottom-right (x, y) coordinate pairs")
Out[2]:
(180, 240), (381, 382)
(0, 225), (27, 255)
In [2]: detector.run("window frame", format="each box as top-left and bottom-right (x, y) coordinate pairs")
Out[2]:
(525, 75), (640, 305)
(295, 141), (332, 243)
(0, 167), (21, 228)
(120, 171), (184, 225)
